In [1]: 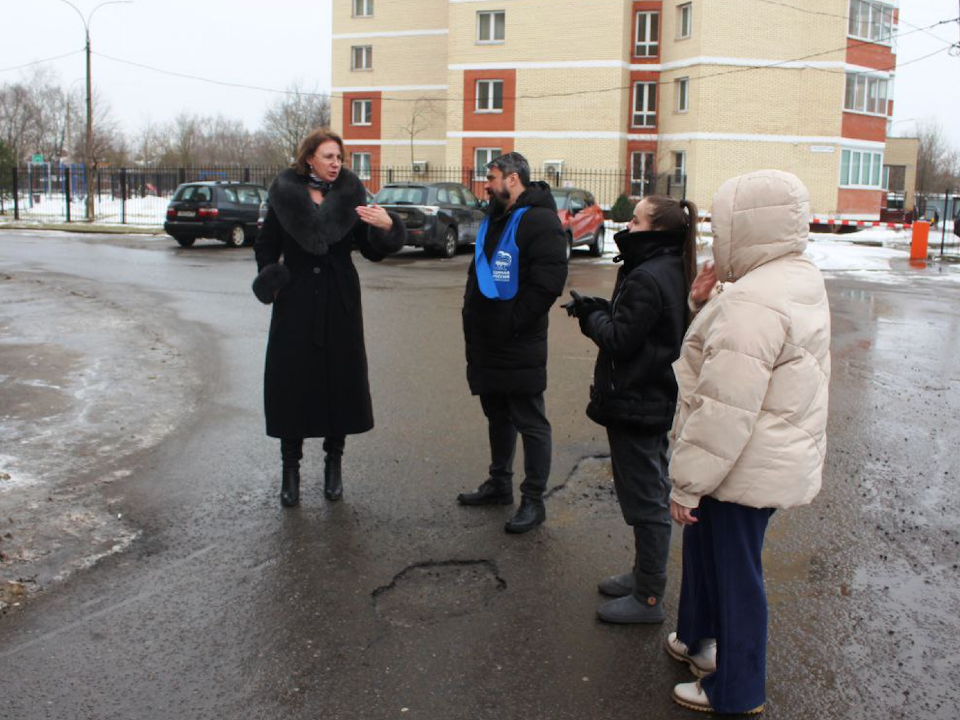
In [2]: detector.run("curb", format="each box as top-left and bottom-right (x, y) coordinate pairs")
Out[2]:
(0, 222), (164, 236)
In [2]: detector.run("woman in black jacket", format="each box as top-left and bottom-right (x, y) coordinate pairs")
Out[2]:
(566, 195), (697, 623)
(253, 129), (405, 507)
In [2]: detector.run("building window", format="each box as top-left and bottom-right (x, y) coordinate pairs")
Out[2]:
(631, 152), (655, 196)
(475, 79), (504, 112)
(477, 11), (505, 43)
(635, 11), (660, 57)
(677, 3), (692, 39)
(351, 99), (372, 126)
(675, 77), (689, 112)
(673, 151), (686, 184)
(632, 82), (657, 128)
(351, 45), (372, 71)
(474, 147), (502, 179)
(840, 148), (884, 188)
(353, 0), (373, 17)
(844, 73), (889, 115)
(848, 0), (894, 44)
(352, 152), (372, 180)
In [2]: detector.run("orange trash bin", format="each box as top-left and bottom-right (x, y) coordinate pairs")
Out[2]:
(911, 220), (930, 260)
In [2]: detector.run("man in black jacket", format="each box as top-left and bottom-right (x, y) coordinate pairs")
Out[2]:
(457, 152), (568, 533)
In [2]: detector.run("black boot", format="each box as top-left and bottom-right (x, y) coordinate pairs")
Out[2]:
(280, 438), (303, 507)
(323, 436), (344, 501)
(504, 497), (546, 534)
(457, 478), (514, 506)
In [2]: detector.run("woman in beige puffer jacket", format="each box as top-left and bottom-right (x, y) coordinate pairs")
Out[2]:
(665, 170), (830, 715)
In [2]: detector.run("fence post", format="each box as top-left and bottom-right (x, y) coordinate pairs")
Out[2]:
(243, 167), (250, 182)
(178, 167), (186, 185)
(121, 168), (127, 225)
(65, 168), (72, 223)
(13, 167), (19, 220)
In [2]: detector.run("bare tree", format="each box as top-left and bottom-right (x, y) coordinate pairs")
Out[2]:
(261, 84), (330, 165)
(398, 98), (438, 168)
(914, 118), (959, 215)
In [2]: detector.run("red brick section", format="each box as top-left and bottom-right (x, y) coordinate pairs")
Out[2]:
(460, 139), (516, 198)
(841, 112), (886, 143)
(631, 0), (662, 62)
(625, 139), (658, 196)
(846, 38), (895, 71)
(342, 91), (382, 141)
(837, 188), (883, 216)
(346, 145), (382, 193)
(463, 70), (516, 133)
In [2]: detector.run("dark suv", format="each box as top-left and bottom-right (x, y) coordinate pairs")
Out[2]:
(373, 182), (486, 257)
(165, 181), (268, 248)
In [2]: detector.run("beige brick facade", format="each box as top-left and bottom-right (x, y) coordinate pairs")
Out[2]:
(332, 0), (903, 218)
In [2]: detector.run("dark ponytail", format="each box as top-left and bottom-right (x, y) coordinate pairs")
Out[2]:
(679, 199), (699, 299)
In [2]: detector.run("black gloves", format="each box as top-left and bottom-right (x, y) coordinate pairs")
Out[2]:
(563, 289), (609, 335)
(563, 289), (607, 318)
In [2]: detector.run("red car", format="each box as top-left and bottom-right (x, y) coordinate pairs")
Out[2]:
(552, 188), (606, 258)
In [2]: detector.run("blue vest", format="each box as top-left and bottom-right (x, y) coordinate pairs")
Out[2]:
(474, 206), (530, 300)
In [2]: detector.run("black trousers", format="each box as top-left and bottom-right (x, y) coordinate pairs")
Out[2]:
(479, 392), (551, 500)
(606, 427), (671, 601)
(280, 436), (345, 467)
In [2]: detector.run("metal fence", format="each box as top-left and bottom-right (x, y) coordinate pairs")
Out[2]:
(0, 163), (685, 226)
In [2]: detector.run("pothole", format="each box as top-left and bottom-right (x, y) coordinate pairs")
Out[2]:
(372, 560), (506, 628)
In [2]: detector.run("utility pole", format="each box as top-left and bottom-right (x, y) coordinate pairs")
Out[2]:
(57, 0), (131, 222)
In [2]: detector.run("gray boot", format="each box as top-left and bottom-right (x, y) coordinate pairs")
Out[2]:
(596, 594), (665, 624)
(597, 572), (635, 597)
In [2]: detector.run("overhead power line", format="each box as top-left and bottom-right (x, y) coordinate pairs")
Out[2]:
(0, 49), (84, 73)
(80, 16), (957, 106)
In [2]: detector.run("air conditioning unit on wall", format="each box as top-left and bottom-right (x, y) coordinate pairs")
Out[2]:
(412, 160), (428, 175)
(543, 160), (564, 185)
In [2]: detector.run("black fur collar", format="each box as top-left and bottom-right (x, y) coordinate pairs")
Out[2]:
(267, 167), (367, 256)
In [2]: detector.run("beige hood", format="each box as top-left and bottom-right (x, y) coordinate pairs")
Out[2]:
(711, 169), (810, 282)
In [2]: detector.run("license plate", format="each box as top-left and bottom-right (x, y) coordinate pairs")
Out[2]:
(178, 210), (196, 217)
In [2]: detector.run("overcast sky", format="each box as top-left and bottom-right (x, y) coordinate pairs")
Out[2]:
(2, 0), (958, 148)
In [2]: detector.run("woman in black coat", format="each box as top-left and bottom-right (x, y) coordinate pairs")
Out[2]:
(253, 129), (405, 507)
(566, 195), (697, 624)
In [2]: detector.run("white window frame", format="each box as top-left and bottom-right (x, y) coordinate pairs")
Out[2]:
(848, 0), (894, 46)
(474, 147), (502, 179)
(353, 0), (373, 17)
(675, 77), (689, 113)
(477, 10), (505, 44)
(631, 151), (655, 196)
(635, 11), (660, 57)
(840, 148), (884, 188)
(844, 73), (889, 116)
(632, 82), (657, 128)
(351, 45), (372, 71)
(677, 3), (692, 40)
(475, 79), (504, 113)
(352, 152), (372, 180)
(673, 151), (686, 184)
(351, 99), (372, 126)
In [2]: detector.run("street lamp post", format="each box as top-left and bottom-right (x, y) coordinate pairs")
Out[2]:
(57, 0), (131, 222)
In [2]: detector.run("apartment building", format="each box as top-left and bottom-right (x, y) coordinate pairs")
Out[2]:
(331, 0), (900, 218)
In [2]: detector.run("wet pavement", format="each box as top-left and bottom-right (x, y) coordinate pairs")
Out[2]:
(0, 229), (958, 719)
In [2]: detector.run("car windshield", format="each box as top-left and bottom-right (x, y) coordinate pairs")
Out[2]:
(551, 192), (569, 210)
(173, 185), (212, 202)
(375, 186), (428, 205)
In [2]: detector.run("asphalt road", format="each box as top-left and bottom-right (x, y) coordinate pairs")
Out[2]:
(0, 229), (958, 719)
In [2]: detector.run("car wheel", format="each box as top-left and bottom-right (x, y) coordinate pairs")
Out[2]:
(173, 235), (195, 248)
(441, 226), (458, 258)
(588, 224), (605, 257)
(225, 224), (247, 248)
(564, 232), (573, 261)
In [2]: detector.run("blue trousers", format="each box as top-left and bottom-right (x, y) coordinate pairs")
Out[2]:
(676, 496), (775, 714)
